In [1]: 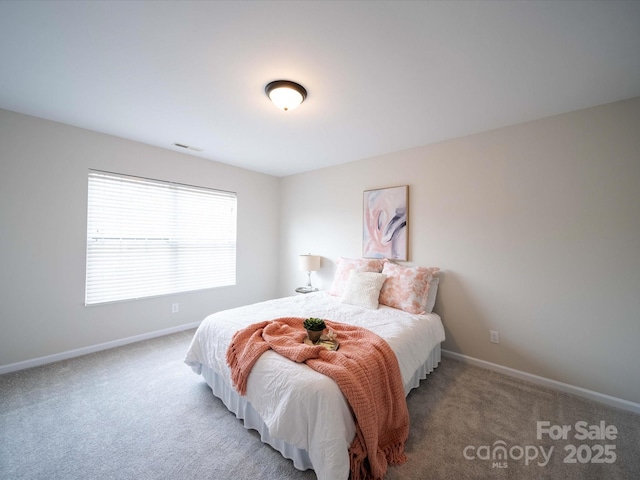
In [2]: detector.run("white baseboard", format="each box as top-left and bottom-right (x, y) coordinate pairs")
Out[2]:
(441, 349), (640, 415)
(0, 322), (201, 375)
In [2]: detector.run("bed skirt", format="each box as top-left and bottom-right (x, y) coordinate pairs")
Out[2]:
(199, 343), (441, 472)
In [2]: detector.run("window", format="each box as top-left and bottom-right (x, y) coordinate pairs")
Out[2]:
(85, 170), (237, 305)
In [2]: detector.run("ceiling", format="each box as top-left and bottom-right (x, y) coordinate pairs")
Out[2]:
(1, 1), (639, 177)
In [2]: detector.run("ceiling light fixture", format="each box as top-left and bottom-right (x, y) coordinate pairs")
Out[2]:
(265, 80), (307, 111)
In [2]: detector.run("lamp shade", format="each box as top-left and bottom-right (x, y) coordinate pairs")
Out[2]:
(265, 80), (307, 111)
(299, 254), (321, 272)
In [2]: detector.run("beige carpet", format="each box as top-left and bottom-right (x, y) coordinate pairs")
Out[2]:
(1, 329), (638, 479)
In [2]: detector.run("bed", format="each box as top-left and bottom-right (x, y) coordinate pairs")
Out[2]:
(184, 259), (445, 480)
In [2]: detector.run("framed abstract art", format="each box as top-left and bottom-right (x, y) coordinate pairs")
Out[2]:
(363, 185), (408, 260)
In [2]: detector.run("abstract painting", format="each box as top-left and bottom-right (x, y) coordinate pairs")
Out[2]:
(363, 185), (408, 260)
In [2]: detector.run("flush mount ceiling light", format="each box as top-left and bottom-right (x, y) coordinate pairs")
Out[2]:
(265, 80), (307, 111)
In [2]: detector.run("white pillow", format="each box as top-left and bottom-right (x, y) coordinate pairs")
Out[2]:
(340, 271), (386, 309)
(328, 257), (387, 296)
(424, 276), (439, 313)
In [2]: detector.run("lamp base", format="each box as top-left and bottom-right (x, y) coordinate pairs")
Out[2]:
(295, 286), (318, 294)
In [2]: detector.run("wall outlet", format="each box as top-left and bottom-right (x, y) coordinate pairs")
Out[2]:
(490, 330), (500, 344)
(172, 303), (179, 313)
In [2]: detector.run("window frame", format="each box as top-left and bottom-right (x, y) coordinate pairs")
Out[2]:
(85, 169), (237, 306)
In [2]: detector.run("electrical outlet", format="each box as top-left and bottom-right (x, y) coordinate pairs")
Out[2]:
(172, 303), (179, 313)
(490, 330), (500, 344)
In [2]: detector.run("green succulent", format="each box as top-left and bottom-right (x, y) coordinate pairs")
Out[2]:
(303, 317), (326, 331)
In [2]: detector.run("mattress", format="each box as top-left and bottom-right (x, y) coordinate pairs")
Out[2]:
(184, 291), (445, 480)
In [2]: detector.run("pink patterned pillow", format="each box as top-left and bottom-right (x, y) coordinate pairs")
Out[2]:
(379, 263), (440, 314)
(329, 257), (387, 296)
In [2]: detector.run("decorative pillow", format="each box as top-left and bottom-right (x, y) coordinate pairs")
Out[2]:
(341, 271), (386, 309)
(423, 276), (440, 314)
(378, 263), (440, 314)
(328, 257), (387, 296)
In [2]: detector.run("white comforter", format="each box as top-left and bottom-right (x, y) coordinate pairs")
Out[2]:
(184, 291), (445, 480)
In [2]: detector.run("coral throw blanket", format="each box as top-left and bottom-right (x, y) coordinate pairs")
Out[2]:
(226, 316), (409, 480)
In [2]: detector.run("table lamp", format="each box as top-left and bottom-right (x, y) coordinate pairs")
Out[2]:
(298, 254), (321, 292)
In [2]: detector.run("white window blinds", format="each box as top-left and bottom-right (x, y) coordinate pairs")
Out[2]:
(85, 170), (237, 305)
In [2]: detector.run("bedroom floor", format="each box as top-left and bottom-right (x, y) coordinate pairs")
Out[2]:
(1, 329), (638, 480)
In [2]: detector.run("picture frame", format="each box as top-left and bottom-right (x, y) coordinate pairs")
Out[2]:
(363, 185), (408, 260)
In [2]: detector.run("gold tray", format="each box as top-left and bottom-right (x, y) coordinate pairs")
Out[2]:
(303, 335), (339, 351)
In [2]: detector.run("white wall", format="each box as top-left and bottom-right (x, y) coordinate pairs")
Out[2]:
(0, 109), (280, 366)
(3, 98), (639, 405)
(278, 97), (640, 404)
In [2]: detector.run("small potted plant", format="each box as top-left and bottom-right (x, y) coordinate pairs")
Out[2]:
(303, 317), (326, 343)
